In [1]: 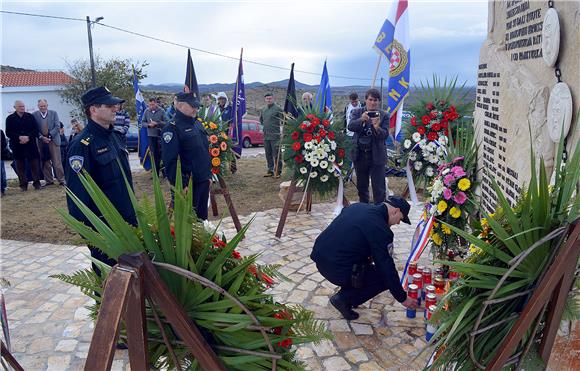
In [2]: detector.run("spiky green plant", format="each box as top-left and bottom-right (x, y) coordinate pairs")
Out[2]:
(408, 75), (474, 119)
(52, 164), (331, 370)
(425, 121), (580, 370)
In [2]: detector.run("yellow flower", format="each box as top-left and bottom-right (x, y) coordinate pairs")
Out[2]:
(437, 200), (448, 214)
(209, 122), (218, 130)
(481, 217), (488, 228)
(441, 224), (452, 235)
(458, 178), (471, 191)
(433, 222), (439, 228)
(221, 132), (229, 139)
(450, 207), (462, 219)
(211, 157), (221, 167)
(432, 232), (443, 246)
(468, 244), (482, 255)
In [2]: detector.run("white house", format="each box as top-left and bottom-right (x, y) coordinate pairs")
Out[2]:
(0, 71), (76, 133)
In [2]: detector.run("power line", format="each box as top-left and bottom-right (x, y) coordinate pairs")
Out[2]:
(1, 10), (373, 82)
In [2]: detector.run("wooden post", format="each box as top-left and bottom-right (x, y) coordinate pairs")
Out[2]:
(123, 261), (148, 370)
(486, 222), (580, 370)
(1, 341), (24, 371)
(217, 176), (242, 232)
(210, 190), (219, 217)
(122, 254), (226, 371)
(275, 178), (298, 238)
(85, 267), (134, 370)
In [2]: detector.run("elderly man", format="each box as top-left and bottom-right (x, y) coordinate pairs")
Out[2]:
(311, 196), (418, 320)
(66, 86), (136, 276)
(162, 92), (211, 220)
(33, 99), (65, 186)
(260, 92), (283, 177)
(301, 92), (314, 109)
(5, 100), (42, 191)
(143, 97), (166, 175)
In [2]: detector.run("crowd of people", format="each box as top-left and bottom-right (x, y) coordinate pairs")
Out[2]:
(3, 85), (413, 322)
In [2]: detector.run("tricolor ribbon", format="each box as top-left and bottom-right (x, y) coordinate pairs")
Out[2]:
(332, 163), (344, 216)
(400, 205), (435, 289)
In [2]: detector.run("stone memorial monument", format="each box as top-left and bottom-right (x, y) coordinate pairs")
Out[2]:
(474, 0), (579, 212)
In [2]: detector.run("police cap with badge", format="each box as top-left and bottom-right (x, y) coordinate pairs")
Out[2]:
(175, 92), (201, 108)
(385, 196), (411, 224)
(81, 86), (125, 107)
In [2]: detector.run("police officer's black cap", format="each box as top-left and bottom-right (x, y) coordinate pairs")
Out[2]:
(81, 86), (125, 107)
(175, 92), (201, 108)
(385, 196), (411, 224)
(264, 92), (273, 97)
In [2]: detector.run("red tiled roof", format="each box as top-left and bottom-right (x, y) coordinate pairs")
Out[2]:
(0, 71), (73, 87)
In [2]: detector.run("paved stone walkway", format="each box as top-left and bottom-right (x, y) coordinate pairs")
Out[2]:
(1, 202), (576, 370)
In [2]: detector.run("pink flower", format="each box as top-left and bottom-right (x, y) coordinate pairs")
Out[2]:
(451, 166), (466, 178)
(452, 156), (464, 163)
(443, 174), (455, 186)
(443, 188), (452, 200)
(454, 191), (467, 205)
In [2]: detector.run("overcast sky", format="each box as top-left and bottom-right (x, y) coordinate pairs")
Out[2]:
(1, 0), (488, 87)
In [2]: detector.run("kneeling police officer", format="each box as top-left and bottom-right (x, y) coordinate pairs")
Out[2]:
(162, 92), (211, 220)
(310, 196), (418, 320)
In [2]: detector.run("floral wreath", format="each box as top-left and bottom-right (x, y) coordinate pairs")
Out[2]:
(198, 107), (234, 177)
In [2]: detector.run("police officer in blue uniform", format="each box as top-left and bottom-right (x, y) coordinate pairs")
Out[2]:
(162, 92), (211, 220)
(66, 86), (136, 273)
(310, 196), (418, 320)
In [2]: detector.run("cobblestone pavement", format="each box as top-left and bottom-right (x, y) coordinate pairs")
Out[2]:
(1, 202), (576, 370)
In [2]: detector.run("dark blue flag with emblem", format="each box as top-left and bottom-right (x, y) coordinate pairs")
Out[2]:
(185, 49), (200, 99)
(283, 63), (299, 118)
(232, 49), (246, 157)
(133, 68), (151, 170)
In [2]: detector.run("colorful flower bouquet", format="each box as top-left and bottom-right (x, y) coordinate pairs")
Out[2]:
(53, 166), (331, 369)
(282, 109), (348, 196)
(429, 157), (477, 261)
(199, 107), (234, 177)
(426, 130), (580, 369)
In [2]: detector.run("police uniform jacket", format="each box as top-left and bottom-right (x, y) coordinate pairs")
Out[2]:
(310, 202), (407, 302)
(161, 110), (211, 187)
(66, 119), (136, 227)
(347, 107), (389, 165)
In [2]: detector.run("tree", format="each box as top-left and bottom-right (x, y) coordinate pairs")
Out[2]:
(59, 56), (148, 120)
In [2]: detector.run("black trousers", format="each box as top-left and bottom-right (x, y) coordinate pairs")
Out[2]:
(148, 136), (161, 175)
(316, 262), (388, 307)
(354, 150), (386, 204)
(191, 179), (210, 221)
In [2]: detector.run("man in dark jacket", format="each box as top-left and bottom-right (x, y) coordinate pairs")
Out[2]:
(310, 196), (417, 320)
(66, 86), (136, 274)
(5, 100), (42, 191)
(161, 92), (211, 220)
(348, 88), (389, 204)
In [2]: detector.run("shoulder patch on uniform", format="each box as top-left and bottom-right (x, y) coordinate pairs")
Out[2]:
(163, 132), (174, 143)
(69, 155), (84, 173)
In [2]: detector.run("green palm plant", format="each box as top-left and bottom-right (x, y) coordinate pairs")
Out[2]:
(425, 121), (580, 370)
(52, 163), (331, 370)
(408, 75), (474, 119)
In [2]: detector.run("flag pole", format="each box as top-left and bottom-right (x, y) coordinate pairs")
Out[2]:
(232, 47), (243, 159)
(371, 54), (382, 88)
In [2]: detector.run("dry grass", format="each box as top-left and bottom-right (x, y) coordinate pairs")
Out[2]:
(0, 155), (408, 245)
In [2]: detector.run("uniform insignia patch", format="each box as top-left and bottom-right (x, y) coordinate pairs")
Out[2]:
(163, 132), (173, 143)
(69, 155), (84, 173)
(81, 139), (90, 146)
(96, 147), (109, 154)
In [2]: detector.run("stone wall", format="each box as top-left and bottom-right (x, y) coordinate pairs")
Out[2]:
(474, 0), (579, 212)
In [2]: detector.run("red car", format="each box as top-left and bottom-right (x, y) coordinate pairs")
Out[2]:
(240, 119), (264, 148)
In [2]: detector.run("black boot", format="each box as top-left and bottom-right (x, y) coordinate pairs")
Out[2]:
(330, 293), (359, 321)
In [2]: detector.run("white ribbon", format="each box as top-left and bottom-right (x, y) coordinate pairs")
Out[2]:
(333, 163), (344, 216)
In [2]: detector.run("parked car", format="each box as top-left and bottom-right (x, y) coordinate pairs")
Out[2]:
(239, 119), (264, 148)
(126, 124), (139, 152)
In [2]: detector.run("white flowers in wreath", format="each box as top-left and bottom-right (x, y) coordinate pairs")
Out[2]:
(404, 139), (412, 149)
(320, 175), (329, 182)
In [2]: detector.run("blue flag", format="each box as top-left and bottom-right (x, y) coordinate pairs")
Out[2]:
(232, 52), (245, 156)
(315, 61), (332, 113)
(133, 69), (150, 170)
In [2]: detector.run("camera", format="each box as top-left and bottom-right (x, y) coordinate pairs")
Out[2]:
(367, 111), (380, 118)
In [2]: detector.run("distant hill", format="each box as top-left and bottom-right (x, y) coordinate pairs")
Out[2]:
(142, 79), (316, 94)
(1, 65), (35, 72)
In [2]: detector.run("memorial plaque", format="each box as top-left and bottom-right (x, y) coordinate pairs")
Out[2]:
(474, 0), (579, 213)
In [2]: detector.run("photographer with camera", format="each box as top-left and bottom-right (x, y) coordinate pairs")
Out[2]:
(348, 88), (390, 204)
(310, 196), (418, 320)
